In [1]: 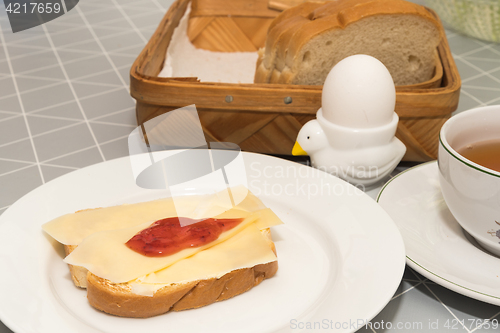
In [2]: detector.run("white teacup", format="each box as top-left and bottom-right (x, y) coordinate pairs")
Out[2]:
(438, 105), (500, 256)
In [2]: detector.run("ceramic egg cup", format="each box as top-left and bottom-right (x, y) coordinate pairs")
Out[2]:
(293, 55), (406, 188)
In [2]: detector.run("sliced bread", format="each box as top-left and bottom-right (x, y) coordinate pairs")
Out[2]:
(65, 228), (277, 318)
(254, 0), (442, 86)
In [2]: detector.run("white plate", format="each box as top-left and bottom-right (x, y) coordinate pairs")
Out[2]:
(0, 152), (405, 333)
(377, 161), (500, 306)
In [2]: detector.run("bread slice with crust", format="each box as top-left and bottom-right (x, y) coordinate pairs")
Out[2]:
(87, 261), (278, 318)
(45, 190), (281, 317)
(255, 0), (441, 86)
(65, 228), (278, 318)
(64, 244), (88, 288)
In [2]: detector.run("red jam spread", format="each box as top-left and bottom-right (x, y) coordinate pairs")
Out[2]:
(125, 217), (243, 257)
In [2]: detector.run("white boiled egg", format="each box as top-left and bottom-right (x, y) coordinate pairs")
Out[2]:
(321, 54), (396, 129)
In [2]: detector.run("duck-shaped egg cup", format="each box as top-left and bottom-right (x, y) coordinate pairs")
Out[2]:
(292, 54), (406, 188)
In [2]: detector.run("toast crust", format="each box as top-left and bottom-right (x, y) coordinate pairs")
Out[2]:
(86, 261), (278, 318)
(64, 245), (88, 288)
(66, 228), (278, 317)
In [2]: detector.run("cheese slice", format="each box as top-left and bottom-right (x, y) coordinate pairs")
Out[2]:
(64, 208), (282, 283)
(42, 187), (267, 245)
(128, 224), (277, 296)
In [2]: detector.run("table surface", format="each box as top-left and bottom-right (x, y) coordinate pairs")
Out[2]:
(1, 0), (500, 332)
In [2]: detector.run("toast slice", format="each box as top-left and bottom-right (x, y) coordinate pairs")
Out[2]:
(64, 244), (88, 288)
(45, 189), (282, 317)
(64, 228), (278, 318)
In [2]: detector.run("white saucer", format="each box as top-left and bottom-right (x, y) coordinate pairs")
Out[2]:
(377, 161), (500, 305)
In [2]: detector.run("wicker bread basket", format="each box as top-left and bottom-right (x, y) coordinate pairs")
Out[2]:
(130, 0), (461, 162)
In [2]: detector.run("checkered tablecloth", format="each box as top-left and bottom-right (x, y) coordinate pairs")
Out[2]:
(1, 1), (500, 332)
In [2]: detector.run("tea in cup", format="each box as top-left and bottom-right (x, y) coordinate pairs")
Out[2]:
(438, 105), (500, 256)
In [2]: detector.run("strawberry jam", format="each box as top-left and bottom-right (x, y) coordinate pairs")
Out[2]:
(125, 217), (243, 257)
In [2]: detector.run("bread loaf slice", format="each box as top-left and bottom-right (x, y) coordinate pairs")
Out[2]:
(255, 0), (441, 86)
(64, 244), (88, 288)
(65, 228), (278, 318)
(44, 189), (282, 317)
